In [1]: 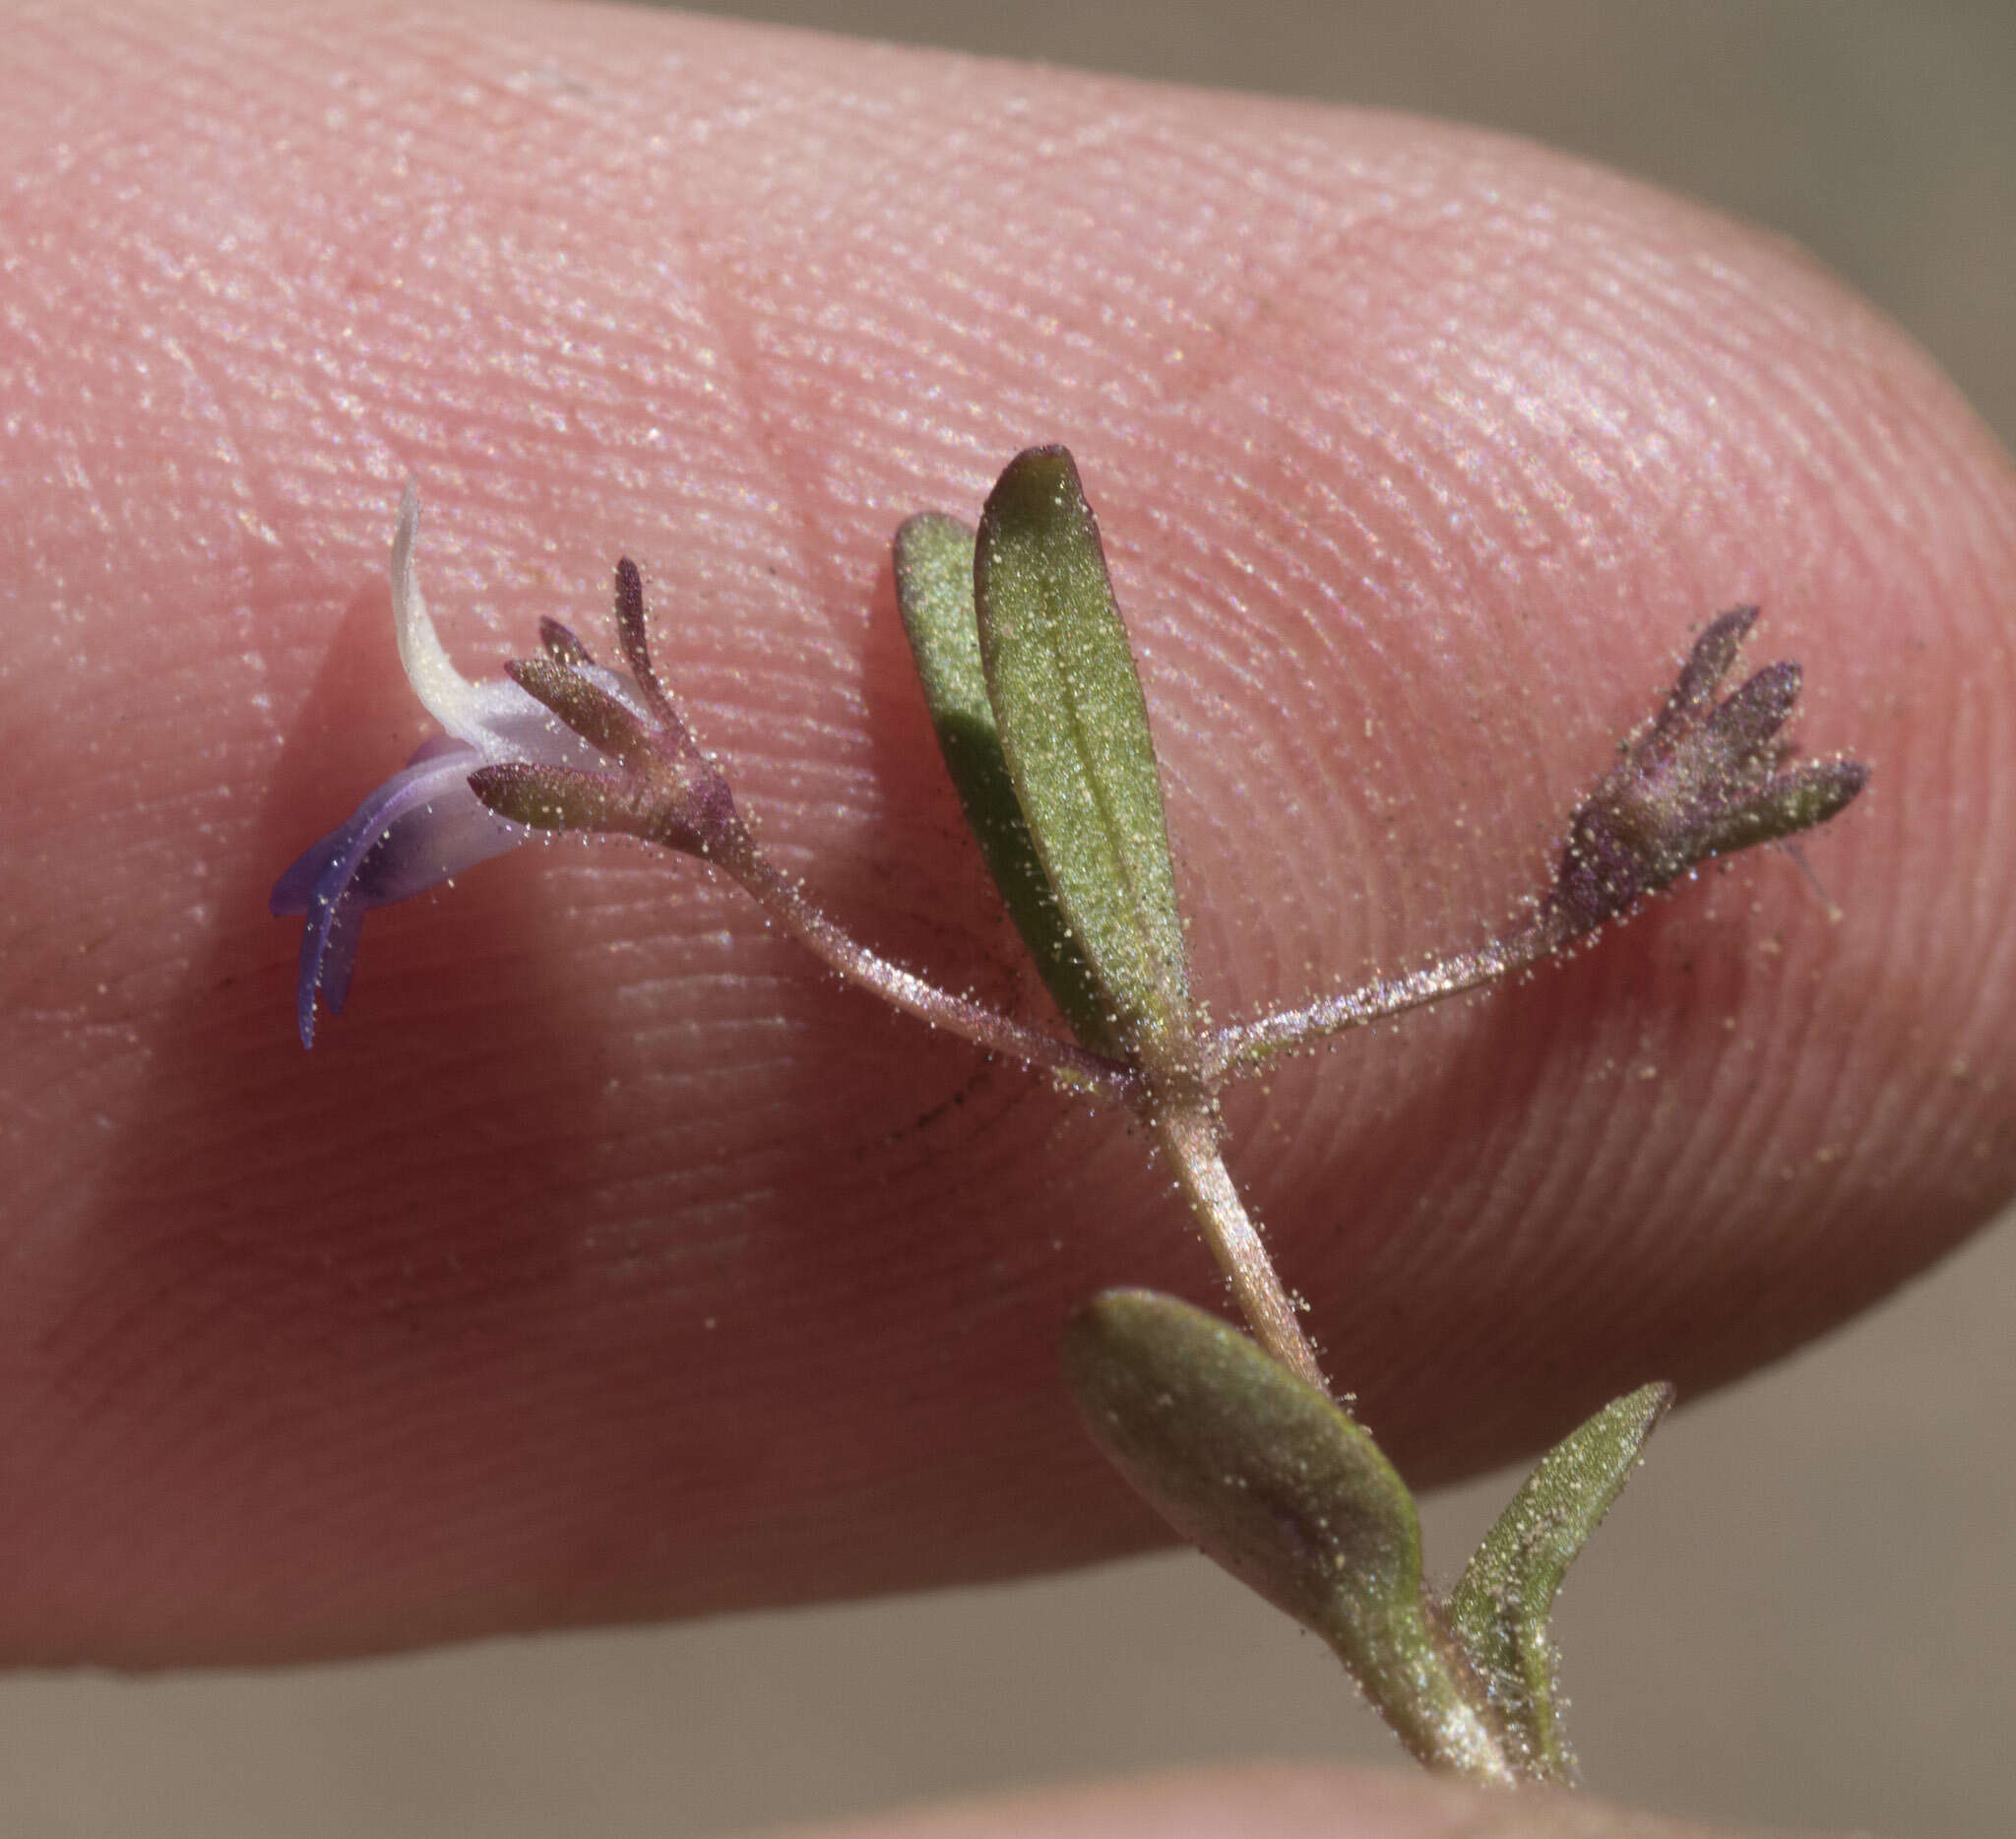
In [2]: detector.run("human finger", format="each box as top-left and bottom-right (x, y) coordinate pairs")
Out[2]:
(2, 0), (2011, 1660)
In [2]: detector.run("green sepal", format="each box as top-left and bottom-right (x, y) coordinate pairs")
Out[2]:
(1062, 1290), (1512, 1781)
(506, 657), (652, 766)
(975, 449), (1194, 1076)
(893, 512), (1117, 1055)
(467, 761), (628, 834)
(1447, 1380), (1673, 1783)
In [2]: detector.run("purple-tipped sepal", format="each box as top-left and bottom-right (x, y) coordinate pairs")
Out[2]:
(1544, 608), (1868, 936)
(466, 561), (749, 863)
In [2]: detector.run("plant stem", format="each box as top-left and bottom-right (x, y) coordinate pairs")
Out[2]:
(724, 845), (1138, 1102)
(1154, 1106), (1327, 1391)
(1205, 914), (1566, 1082)
(1377, 1605), (1524, 1784)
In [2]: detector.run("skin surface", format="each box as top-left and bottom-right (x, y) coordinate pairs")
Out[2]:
(773, 1766), (1760, 1839)
(3, 15), (2014, 1816)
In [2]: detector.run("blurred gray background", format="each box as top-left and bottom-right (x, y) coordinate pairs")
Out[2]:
(5, 4), (2009, 1836)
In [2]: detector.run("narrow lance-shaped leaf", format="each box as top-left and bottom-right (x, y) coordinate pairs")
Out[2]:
(1447, 1381), (1674, 1784)
(894, 512), (1117, 1055)
(975, 448), (1194, 1078)
(1063, 1290), (1515, 1783)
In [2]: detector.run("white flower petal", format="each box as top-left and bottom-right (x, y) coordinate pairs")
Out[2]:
(391, 484), (539, 757)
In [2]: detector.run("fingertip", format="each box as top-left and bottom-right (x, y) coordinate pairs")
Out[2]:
(3, 0), (2012, 1657)
(768, 1764), (1740, 1839)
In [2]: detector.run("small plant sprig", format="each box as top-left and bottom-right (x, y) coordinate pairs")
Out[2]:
(274, 447), (1866, 1786)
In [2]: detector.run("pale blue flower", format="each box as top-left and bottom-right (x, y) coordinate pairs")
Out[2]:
(271, 489), (643, 1046)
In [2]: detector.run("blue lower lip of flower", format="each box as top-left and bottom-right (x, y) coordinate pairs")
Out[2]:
(270, 736), (528, 1048)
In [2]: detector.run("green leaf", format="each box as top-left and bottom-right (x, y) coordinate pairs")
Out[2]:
(1447, 1381), (1673, 1784)
(893, 512), (1117, 1055)
(975, 448), (1193, 1076)
(1062, 1290), (1513, 1782)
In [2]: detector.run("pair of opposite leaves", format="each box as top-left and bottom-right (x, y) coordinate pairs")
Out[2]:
(896, 449), (1670, 1785)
